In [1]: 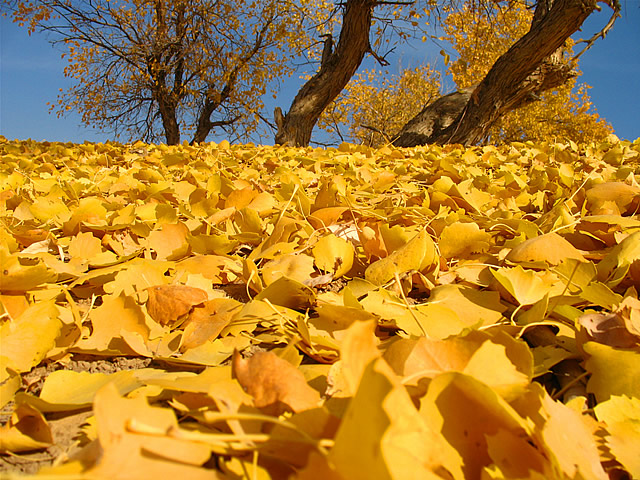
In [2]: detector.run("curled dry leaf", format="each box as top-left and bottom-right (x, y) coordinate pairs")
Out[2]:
(579, 311), (639, 348)
(146, 284), (208, 326)
(231, 350), (321, 415)
(0, 402), (53, 453)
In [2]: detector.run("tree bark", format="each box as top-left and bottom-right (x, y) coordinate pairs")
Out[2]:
(274, 0), (376, 146)
(394, 0), (600, 147)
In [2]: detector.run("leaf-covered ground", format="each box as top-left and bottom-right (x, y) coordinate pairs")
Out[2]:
(1, 135), (639, 479)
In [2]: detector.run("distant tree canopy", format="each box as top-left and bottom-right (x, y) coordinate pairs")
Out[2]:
(6, 0), (334, 144)
(6, 0), (620, 146)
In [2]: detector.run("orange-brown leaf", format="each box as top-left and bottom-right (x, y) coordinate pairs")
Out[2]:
(146, 285), (208, 326)
(231, 350), (321, 415)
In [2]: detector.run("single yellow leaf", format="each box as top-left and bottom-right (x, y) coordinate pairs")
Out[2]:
(597, 231), (640, 287)
(427, 284), (506, 327)
(439, 222), (491, 259)
(180, 298), (241, 350)
(584, 341), (640, 402)
(365, 229), (437, 285)
(147, 222), (191, 261)
(261, 253), (315, 285)
(485, 429), (552, 479)
(594, 395), (640, 478)
(463, 340), (530, 401)
(176, 255), (241, 284)
(586, 182), (640, 215)
(0, 402), (52, 453)
(225, 185), (257, 209)
(335, 319), (379, 396)
(0, 246), (57, 292)
(146, 284), (208, 327)
(537, 388), (607, 480)
(87, 383), (215, 479)
(491, 265), (554, 305)
(308, 206), (349, 229)
(77, 294), (150, 354)
(68, 231), (103, 260)
(37, 370), (144, 411)
(312, 234), (354, 278)
(0, 300), (61, 373)
(420, 372), (531, 480)
(506, 232), (586, 266)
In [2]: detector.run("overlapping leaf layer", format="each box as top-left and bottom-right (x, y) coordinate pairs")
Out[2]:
(1, 136), (639, 479)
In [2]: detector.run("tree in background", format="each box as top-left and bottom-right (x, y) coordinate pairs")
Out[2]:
(7, 0), (332, 145)
(7, 0), (620, 147)
(275, 0), (619, 147)
(317, 66), (441, 146)
(392, 0), (620, 147)
(317, 1), (612, 147)
(273, 0), (437, 146)
(441, 2), (612, 144)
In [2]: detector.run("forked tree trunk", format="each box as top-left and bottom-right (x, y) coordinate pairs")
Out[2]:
(274, 0), (376, 146)
(394, 0), (602, 147)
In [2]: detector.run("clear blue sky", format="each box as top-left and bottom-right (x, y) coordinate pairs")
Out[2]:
(1, 2), (639, 145)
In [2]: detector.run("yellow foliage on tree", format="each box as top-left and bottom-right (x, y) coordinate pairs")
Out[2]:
(8, 0), (334, 145)
(441, 2), (612, 144)
(318, 65), (441, 147)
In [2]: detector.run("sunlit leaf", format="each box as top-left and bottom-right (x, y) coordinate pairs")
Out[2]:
(312, 234), (354, 278)
(584, 341), (640, 401)
(330, 358), (463, 480)
(506, 232), (586, 266)
(439, 222), (491, 259)
(0, 300), (61, 373)
(0, 246), (57, 292)
(231, 350), (321, 415)
(594, 395), (640, 478)
(0, 402), (52, 453)
(365, 229), (437, 285)
(146, 284), (208, 327)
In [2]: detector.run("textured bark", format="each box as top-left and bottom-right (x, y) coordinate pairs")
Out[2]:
(393, 86), (475, 147)
(274, 0), (376, 146)
(394, 0), (599, 147)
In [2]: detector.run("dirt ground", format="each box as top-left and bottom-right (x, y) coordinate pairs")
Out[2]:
(0, 355), (153, 476)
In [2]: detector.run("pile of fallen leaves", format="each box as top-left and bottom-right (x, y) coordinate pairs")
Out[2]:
(1, 135), (639, 479)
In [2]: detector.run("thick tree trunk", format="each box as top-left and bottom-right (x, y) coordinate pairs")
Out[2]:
(394, 60), (574, 146)
(394, 0), (600, 147)
(274, 0), (376, 146)
(159, 104), (181, 144)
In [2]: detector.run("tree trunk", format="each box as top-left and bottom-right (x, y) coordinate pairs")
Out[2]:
(152, 0), (181, 145)
(274, 0), (376, 146)
(394, 0), (600, 147)
(159, 104), (181, 144)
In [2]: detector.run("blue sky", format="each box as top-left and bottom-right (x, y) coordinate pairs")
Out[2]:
(1, 2), (638, 145)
